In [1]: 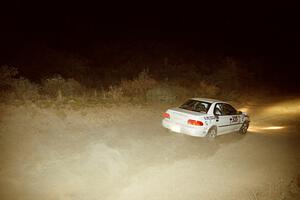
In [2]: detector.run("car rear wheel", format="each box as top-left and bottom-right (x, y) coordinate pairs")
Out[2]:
(207, 127), (217, 138)
(239, 121), (249, 134)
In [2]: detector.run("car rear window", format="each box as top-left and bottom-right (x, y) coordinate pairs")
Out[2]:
(179, 100), (211, 113)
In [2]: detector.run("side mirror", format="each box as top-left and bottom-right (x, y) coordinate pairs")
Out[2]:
(214, 110), (221, 119)
(237, 111), (242, 115)
(214, 114), (219, 122)
(215, 109), (222, 116)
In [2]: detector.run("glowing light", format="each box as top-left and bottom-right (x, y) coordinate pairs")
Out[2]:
(248, 126), (260, 132)
(240, 99), (299, 134)
(261, 126), (284, 130)
(248, 125), (285, 132)
(263, 99), (300, 116)
(238, 107), (249, 113)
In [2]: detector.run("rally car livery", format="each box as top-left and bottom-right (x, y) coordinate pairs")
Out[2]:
(162, 98), (250, 138)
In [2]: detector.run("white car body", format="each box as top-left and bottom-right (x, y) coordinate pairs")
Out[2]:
(162, 98), (250, 137)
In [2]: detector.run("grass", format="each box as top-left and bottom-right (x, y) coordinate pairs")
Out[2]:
(0, 56), (263, 108)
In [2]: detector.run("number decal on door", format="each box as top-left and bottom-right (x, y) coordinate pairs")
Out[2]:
(231, 116), (238, 123)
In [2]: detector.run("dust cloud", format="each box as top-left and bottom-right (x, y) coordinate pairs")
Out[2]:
(0, 98), (299, 200)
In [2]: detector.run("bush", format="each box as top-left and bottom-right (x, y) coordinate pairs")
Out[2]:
(0, 65), (18, 91)
(146, 85), (177, 103)
(119, 69), (157, 102)
(102, 85), (124, 102)
(193, 80), (220, 98)
(11, 77), (40, 101)
(209, 57), (254, 91)
(0, 66), (39, 102)
(41, 75), (85, 100)
(0, 56), (257, 106)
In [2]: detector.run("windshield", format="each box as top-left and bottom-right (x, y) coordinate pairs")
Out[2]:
(179, 100), (211, 113)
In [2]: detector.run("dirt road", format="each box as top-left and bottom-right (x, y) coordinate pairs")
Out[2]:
(0, 99), (299, 200)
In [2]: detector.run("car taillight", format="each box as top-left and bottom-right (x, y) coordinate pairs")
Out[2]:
(163, 112), (170, 119)
(187, 119), (203, 126)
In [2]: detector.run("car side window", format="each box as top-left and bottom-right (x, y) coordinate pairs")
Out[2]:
(214, 104), (223, 115)
(180, 100), (211, 113)
(222, 104), (237, 115)
(214, 103), (237, 115)
(194, 102), (206, 113)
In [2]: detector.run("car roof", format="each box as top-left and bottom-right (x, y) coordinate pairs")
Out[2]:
(189, 98), (228, 104)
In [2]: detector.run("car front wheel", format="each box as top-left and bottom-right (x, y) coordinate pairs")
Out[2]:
(239, 121), (249, 134)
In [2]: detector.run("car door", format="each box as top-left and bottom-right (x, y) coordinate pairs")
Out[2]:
(222, 103), (241, 131)
(213, 103), (232, 134)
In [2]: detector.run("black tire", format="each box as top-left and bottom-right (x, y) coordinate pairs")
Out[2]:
(207, 127), (217, 138)
(239, 121), (249, 134)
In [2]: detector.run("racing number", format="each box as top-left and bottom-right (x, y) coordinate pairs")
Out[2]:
(231, 116), (238, 123)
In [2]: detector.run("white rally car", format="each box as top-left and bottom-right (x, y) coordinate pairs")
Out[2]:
(162, 98), (250, 138)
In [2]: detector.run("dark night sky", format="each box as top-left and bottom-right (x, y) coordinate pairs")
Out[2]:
(0, 1), (299, 90)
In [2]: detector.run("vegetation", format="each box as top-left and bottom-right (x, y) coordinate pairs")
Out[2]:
(0, 53), (264, 107)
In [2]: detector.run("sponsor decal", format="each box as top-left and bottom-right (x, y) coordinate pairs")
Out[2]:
(204, 116), (216, 120)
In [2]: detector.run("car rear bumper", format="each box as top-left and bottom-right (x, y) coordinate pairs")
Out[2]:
(162, 119), (207, 137)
